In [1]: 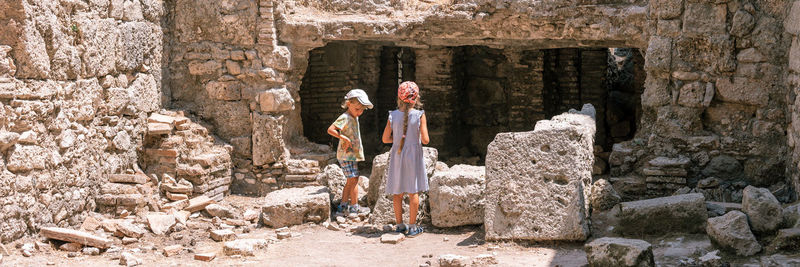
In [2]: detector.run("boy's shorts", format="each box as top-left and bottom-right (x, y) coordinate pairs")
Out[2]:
(338, 160), (359, 179)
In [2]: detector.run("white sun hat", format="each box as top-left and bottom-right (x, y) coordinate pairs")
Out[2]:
(344, 89), (374, 109)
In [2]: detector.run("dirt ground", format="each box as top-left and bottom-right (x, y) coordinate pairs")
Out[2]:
(4, 195), (797, 266)
(0, 195), (588, 267)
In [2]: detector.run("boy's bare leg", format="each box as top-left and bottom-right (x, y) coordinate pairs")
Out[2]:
(341, 179), (353, 206)
(347, 177), (359, 206)
(409, 193), (419, 225)
(393, 194), (404, 224)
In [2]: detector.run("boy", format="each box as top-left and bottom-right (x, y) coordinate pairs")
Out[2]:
(327, 89), (373, 214)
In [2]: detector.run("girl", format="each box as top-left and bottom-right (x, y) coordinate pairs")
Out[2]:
(327, 89), (373, 214)
(381, 81), (430, 237)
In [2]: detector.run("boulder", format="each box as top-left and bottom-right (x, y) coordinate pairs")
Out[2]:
(485, 105), (595, 241)
(706, 210), (761, 256)
(589, 179), (621, 211)
(223, 239), (267, 256)
(584, 237), (655, 267)
(783, 203), (800, 228)
(742, 186), (782, 233)
(429, 165), (485, 227)
(616, 193), (708, 236)
(368, 147), (438, 225)
(261, 186), (330, 228)
(318, 164), (367, 206)
(768, 228), (800, 253)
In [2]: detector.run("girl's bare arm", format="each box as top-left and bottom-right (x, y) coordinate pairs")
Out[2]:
(420, 113), (430, 145)
(381, 119), (393, 144)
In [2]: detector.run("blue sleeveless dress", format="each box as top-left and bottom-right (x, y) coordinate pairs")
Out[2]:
(385, 109), (428, 195)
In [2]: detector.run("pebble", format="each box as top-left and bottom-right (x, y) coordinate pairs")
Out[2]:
(443, 237), (449, 242)
(47, 262), (55, 265)
(67, 252), (79, 258)
(488, 245), (500, 251)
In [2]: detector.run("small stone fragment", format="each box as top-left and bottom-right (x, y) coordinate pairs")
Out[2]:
(210, 229), (236, 242)
(162, 244), (182, 257)
(380, 233), (405, 244)
(439, 254), (470, 267)
(82, 247), (100, 256)
(194, 252), (216, 261)
(120, 252), (141, 266)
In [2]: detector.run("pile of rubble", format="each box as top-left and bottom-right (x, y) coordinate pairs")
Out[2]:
(143, 111), (233, 202)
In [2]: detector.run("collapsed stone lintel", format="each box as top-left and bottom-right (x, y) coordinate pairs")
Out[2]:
(484, 104), (596, 241)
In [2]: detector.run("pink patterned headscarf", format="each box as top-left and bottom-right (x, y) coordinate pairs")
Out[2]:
(398, 81), (419, 104)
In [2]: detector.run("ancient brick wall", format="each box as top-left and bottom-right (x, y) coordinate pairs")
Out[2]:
(0, 0), (163, 242)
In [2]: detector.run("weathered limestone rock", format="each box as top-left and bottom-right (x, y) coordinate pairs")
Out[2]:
(768, 228), (800, 253)
(205, 204), (235, 219)
(742, 186), (782, 233)
(252, 113), (286, 166)
(484, 105), (595, 241)
(318, 164), (367, 206)
(380, 233), (404, 244)
(223, 239), (267, 256)
(429, 165), (485, 227)
(784, 203), (800, 228)
(438, 254), (470, 267)
(368, 148), (438, 225)
(258, 87), (294, 112)
(616, 193), (708, 236)
(590, 179), (621, 211)
(714, 77), (769, 107)
(261, 186), (330, 228)
(146, 214), (176, 235)
(706, 210), (761, 256)
(584, 237), (655, 267)
(210, 229), (235, 242)
(786, 1), (800, 35)
(205, 81), (241, 101)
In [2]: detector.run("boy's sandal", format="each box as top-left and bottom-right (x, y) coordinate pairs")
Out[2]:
(406, 225), (423, 238)
(395, 223), (408, 233)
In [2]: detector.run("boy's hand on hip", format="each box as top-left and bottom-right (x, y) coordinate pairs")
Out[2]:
(341, 136), (352, 149)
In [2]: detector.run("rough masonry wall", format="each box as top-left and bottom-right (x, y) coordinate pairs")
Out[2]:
(165, 0), (303, 196)
(613, 0), (793, 201)
(786, 0), (800, 202)
(0, 0), (163, 242)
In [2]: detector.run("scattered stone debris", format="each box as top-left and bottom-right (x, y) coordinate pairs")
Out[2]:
(210, 229), (236, 242)
(223, 239), (268, 256)
(120, 252), (142, 266)
(380, 233), (405, 244)
(584, 237), (654, 267)
(698, 250), (722, 266)
(706, 210), (761, 256)
(473, 254), (498, 265)
(40, 227), (112, 249)
(162, 245), (183, 257)
(438, 254), (470, 267)
(194, 251), (216, 262)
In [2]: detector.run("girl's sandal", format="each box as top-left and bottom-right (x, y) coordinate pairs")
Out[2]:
(406, 225), (423, 238)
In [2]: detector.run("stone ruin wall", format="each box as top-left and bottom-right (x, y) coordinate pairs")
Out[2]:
(0, 0), (164, 242)
(0, 0), (798, 243)
(788, 1), (800, 207)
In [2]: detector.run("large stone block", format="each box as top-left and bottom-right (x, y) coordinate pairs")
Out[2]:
(584, 237), (655, 267)
(261, 186), (330, 228)
(129, 73), (160, 113)
(714, 77), (768, 107)
(429, 165), (485, 227)
(78, 18), (118, 77)
(205, 80), (241, 101)
(484, 105), (595, 241)
(786, 1), (800, 35)
(252, 113), (286, 166)
(644, 36), (672, 73)
(742, 186), (782, 233)
(14, 22), (51, 79)
(117, 22), (158, 72)
(368, 148), (438, 225)
(682, 3), (727, 37)
(616, 193), (708, 236)
(258, 87), (294, 112)
(7, 145), (48, 172)
(653, 0), (683, 19)
(706, 210), (761, 256)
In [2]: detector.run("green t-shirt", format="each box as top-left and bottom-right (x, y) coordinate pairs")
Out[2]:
(331, 113), (364, 161)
